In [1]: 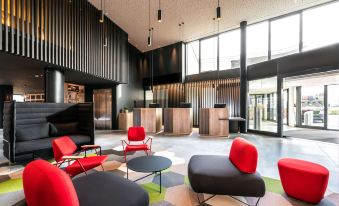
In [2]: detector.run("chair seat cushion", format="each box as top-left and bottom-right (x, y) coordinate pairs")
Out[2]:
(278, 158), (329, 204)
(66, 155), (108, 177)
(73, 172), (149, 206)
(125, 144), (149, 152)
(188, 155), (265, 197)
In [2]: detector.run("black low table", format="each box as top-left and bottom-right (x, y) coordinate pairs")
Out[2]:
(127, 156), (172, 193)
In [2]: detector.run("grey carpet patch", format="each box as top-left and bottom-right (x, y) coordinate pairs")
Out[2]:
(152, 172), (185, 188)
(0, 191), (25, 206)
(0, 175), (10, 183)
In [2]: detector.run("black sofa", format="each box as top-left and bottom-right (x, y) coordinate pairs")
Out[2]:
(3, 101), (94, 163)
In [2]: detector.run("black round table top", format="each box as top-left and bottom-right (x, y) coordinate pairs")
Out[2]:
(127, 156), (172, 173)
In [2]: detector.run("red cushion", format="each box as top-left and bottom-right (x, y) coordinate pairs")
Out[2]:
(229, 137), (258, 174)
(278, 158), (329, 204)
(125, 144), (149, 152)
(65, 155), (108, 177)
(128, 126), (146, 141)
(52, 136), (77, 162)
(23, 160), (79, 206)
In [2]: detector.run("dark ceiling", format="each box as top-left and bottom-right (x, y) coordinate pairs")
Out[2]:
(0, 52), (117, 94)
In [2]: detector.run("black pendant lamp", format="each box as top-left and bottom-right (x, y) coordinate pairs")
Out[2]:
(148, 0), (152, 46)
(99, 0), (104, 23)
(216, 0), (221, 20)
(158, 0), (162, 22)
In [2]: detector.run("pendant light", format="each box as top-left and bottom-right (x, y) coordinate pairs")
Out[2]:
(147, 0), (152, 46)
(99, 0), (104, 23)
(158, 0), (162, 22)
(216, 0), (221, 20)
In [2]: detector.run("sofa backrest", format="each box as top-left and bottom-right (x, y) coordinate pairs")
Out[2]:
(15, 102), (78, 141)
(23, 160), (79, 206)
(229, 137), (258, 174)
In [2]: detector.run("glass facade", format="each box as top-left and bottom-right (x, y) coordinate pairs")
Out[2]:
(219, 29), (240, 70)
(200, 37), (218, 72)
(303, 1), (339, 51)
(246, 22), (269, 65)
(185, 1), (339, 76)
(271, 14), (300, 59)
(186, 41), (200, 75)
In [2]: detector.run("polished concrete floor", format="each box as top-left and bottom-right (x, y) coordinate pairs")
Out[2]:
(284, 127), (339, 144)
(96, 128), (339, 193)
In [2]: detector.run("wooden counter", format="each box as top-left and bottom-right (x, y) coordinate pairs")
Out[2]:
(118, 112), (133, 131)
(199, 108), (229, 137)
(133, 108), (162, 133)
(164, 108), (192, 135)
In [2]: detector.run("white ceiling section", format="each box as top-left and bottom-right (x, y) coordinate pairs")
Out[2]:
(89, 0), (332, 52)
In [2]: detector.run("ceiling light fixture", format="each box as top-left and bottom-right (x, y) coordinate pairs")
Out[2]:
(148, 0), (153, 46)
(158, 0), (162, 22)
(216, 0), (221, 20)
(99, 0), (104, 23)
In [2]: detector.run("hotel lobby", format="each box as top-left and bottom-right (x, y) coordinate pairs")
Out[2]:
(1, 0), (339, 206)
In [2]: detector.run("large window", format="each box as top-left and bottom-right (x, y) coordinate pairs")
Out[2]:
(200, 37), (217, 72)
(247, 21), (269, 66)
(303, 2), (339, 51)
(219, 29), (240, 70)
(186, 41), (199, 75)
(271, 14), (300, 59)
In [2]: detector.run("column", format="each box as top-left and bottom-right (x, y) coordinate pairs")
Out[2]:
(240, 21), (247, 133)
(44, 68), (65, 103)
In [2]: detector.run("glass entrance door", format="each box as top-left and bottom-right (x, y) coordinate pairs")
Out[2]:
(300, 86), (324, 127)
(327, 85), (339, 130)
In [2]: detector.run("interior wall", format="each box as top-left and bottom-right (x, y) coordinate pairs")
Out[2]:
(142, 42), (184, 85)
(112, 44), (144, 129)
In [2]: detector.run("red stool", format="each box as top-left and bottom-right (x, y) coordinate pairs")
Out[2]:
(278, 158), (329, 204)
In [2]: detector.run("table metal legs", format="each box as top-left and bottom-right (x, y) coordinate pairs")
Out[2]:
(126, 168), (163, 193)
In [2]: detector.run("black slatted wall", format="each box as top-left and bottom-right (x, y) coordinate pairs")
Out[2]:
(0, 0), (128, 83)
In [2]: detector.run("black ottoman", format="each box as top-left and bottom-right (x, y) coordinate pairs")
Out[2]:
(188, 155), (265, 197)
(73, 172), (149, 206)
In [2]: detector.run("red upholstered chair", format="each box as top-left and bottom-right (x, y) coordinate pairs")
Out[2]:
(23, 160), (80, 206)
(23, 160), (149, 206)
(278, 158), (329, 204)
(121, 126), (152, 162)
(52, 136), (108, 177)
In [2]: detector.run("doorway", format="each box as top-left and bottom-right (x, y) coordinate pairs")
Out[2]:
(93, 89), (112, 130)
(283, 71), (339, 143)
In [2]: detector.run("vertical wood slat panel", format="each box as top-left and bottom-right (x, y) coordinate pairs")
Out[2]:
(0, 0), (2, 50)
(0, 0), (128, 83)
(16, 0), (20, 55)
(10, 0), (14, 53)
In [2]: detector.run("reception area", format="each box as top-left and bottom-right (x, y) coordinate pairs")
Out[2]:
(1, 0), (339, 206)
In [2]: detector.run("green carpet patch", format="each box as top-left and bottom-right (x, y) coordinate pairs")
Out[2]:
(184, 176), (190, 185)
(141, 183), (166, 204)
(0, 178), (23, 194)
(263, 177), (284, 194)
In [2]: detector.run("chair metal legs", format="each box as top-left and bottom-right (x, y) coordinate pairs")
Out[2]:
(196, 193), (261, 206)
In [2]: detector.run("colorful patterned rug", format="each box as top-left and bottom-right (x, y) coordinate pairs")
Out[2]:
(0, 150), (338, 206)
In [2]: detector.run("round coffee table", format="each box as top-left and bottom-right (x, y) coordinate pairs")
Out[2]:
(127, 156), (172, 193)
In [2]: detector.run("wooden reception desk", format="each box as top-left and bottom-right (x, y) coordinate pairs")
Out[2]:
(164, 108), (192, 135)
(133, 108), (162, 133)
(199, 108), (229, 137)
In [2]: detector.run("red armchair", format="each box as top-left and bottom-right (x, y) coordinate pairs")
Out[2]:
(121, 126), (152, 162)
(52, 136), (108, 177)
(23, 160), (149, 206)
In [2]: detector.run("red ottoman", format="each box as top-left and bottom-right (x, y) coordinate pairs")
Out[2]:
(278, 158), (329, 204)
